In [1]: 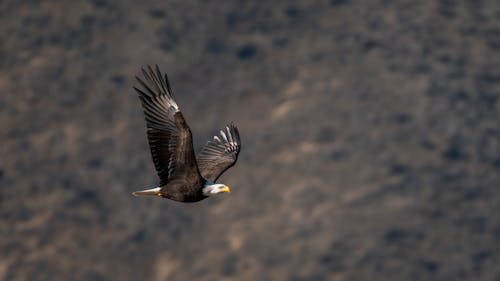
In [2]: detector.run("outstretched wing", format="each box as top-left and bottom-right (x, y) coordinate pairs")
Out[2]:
(134, 65), (200, 186)
(197, 124), (241, 182)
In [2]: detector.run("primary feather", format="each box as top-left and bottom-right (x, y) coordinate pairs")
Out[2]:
(197, 124), (241, 182)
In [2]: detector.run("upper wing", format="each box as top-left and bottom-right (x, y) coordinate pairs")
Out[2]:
(134, 65), (200, 186)
(197, 124), (241, 182)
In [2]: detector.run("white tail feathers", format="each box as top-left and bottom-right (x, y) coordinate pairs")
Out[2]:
(132, 187), (161, 197)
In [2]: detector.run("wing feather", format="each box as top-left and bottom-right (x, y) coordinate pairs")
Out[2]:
(134, 65), (199, 186)
(197, 124), (241, 182)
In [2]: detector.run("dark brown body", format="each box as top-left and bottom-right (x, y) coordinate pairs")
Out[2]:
(158, 179), (208, 202)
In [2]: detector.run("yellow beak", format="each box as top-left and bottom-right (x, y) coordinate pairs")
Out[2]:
(220, 186), (231, 193)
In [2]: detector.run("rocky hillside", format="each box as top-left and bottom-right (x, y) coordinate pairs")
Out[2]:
(1, 0), (499, 280)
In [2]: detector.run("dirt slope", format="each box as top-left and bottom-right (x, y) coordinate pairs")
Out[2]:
(1, 0), (499, 280)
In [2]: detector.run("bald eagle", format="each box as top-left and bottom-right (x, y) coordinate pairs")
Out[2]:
(132, 65), (241, 202)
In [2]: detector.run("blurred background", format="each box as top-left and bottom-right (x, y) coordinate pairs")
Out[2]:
(1, 0), (500, 280)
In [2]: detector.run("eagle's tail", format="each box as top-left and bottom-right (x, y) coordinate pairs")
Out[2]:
(132, 187), (161, 197)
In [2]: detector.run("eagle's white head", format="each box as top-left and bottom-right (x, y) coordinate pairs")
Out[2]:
(202, 183), (231, 196)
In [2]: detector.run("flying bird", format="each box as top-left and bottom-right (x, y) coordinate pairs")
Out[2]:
(132, 65), (241, 202)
